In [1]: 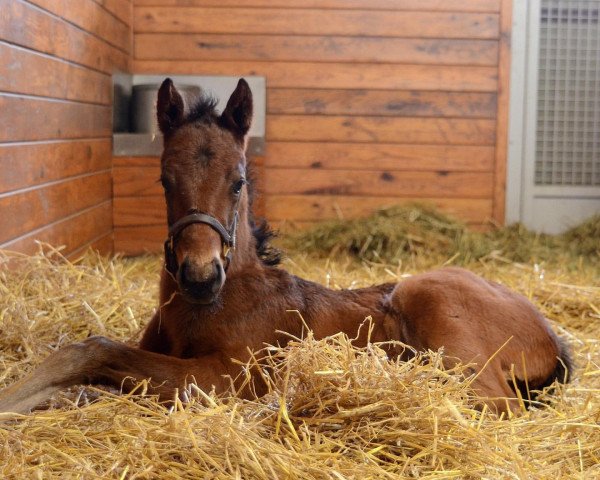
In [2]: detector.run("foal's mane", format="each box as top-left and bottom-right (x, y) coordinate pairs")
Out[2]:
(183, 93), (282, 267)
(185, 95), (220, 125)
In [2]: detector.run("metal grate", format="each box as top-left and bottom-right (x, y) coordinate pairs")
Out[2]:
(536, 1), (600, 186)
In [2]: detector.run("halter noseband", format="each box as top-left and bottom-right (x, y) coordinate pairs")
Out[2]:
(164, 208), (239, 277)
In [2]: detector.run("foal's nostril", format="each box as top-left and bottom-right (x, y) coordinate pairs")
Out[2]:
(211, 258), (225, 293)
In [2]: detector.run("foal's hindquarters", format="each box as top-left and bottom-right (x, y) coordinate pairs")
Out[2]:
(382, 267), (570, 414)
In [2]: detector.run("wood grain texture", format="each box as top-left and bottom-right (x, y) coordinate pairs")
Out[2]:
(493, 0), (512, 224)
(132, 0), (501, 13)
(0, 43), (112, 105)
(268, 89), (497, 118)
(0, 95), (111, 142)
(0, 172), (112, 244)
(265, 195), (493, 223)
(135, 34), (498, 66)
(112, 156), (159, 167)
(267, 115), (496, 145)
(1, 201), (113, 256)
(93, 0), (133, 27)
(113, 164), (161, 197)
(270, 219), (490, 234)
(114, 196), (165, 226)
(75, 232), (113, 257)
(135, 7), (499, 39)
(1, 0), (128, 73)
(264, 143), (494, 172)
(114, 225), (166, 254)
(0, 0), (127, 255)
(113, 194), (492, 227)
(0, 140), (111, 193)
(262, 169), (493, 198)
(113, 165), (494, 199)
(27, 0), (131, 53)
(133, 61), (498, 91)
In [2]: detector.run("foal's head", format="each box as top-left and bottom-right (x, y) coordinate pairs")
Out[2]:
(156, 78), (255, 304)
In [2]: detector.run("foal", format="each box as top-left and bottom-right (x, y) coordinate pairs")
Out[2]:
(0, 79), (571, 415)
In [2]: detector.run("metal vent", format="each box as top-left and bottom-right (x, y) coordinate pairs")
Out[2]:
(536, 1), (600, 186)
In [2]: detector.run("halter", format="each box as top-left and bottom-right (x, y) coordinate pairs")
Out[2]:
(163, 190), (243, 277)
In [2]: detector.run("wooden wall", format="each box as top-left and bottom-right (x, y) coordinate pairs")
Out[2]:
(0, 0), (132, 256)
(2, 0), (512, 256)
(120, 0), (512, 253)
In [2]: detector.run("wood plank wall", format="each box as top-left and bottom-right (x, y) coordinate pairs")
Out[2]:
(125, 0), (513, 249)
(0, 0), (132, 257)
(123, 0), (512, 253)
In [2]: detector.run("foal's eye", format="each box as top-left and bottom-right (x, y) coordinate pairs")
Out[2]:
(232, 179), (246, 195)
(160, 175), (173, 192)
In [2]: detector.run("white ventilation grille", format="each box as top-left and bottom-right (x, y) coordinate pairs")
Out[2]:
(536, 1), (600, 186)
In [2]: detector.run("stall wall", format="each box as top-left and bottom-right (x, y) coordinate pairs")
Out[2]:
(0, 0), (132, 256)
(116, 0), (512, 253)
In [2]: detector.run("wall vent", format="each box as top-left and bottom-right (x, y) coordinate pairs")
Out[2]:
(536, 1), (600, 186)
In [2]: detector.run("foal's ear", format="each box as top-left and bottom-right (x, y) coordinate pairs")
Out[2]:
(220, 79), (253, 138)
(157, 78), (184, 136)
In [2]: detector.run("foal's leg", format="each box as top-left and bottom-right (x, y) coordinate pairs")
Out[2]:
(0, 336), (233, 414)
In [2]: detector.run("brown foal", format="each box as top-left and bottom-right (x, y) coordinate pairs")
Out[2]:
(0, 79), (571, 415)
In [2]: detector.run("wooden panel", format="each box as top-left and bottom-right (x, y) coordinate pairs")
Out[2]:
(113, 156), (159, 167)
(268, 89), (497, 118)
(78, 233), (114, 257)
(0, 0), (128, 255)
(113, 165), (160, 196)
(0, 172), (112, 244)
(114, 225), (166, 254)
(27, 0), (131, 53)
(113, 194), (493, 228)
(126, 1), (512, 239)
(265, 195), (493, 223)
(113, 145), (493, 198)
(133, 61), (498, 92)
(1, 202), (113, 256)
(0, 43), (111, 105)
(264, 143), (494, 172)
(132, 0), (501, 13)
(493, 0), (512, 224)
(114, 196), (164, 226)
(0, 95), (111, 142)
(0, 140), (111, 193)
(271, 219), (489, 233)
(1, 0), (128, 73)
(262, 169), (493, 198)
(267, 115), (496, 145)
(136, 34), (498, 66)
(93, 0), (133, 27)
(136, 8), (499, 39)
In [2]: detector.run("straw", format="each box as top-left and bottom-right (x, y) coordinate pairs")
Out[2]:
(0, 211), (598, 479)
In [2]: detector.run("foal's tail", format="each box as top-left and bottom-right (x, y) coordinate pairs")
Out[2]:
(549, 336), (573, 385)
(513, 336), (573, 405)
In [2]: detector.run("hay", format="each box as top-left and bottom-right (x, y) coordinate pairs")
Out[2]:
(0, 232), (599, 478)
(283, 204), (600, 269)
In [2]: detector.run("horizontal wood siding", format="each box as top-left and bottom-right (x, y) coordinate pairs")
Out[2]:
(0, 0), (133, 256)
(133, 1), (501, 12)
(113, 0), (511, 253)
(135, 8), (500, 39)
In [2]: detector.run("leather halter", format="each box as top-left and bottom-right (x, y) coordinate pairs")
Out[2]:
(163, 203), (241, 278)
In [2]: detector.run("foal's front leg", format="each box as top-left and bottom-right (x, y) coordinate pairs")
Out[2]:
(0, 336), (232, 414)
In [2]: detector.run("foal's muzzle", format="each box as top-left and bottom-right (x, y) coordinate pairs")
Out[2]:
(178, 256), (225, 304)
(164, 211), (238, 303)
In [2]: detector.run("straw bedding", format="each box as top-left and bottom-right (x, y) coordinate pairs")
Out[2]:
(0, 208), (599, 479)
